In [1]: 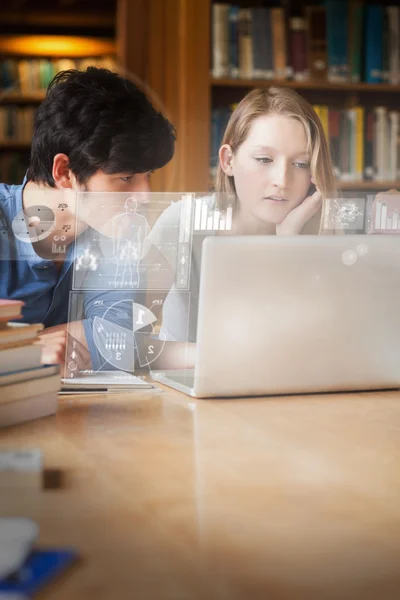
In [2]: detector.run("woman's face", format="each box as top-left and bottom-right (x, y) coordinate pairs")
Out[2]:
(220, 114), (313, 229)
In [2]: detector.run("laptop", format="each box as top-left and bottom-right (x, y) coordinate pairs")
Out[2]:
(151, 235), (400, 398)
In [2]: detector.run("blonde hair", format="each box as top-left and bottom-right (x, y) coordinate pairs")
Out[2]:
(215, 87), (337, 233)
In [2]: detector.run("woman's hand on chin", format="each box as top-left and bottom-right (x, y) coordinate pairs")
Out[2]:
(276, 189), (322, 236)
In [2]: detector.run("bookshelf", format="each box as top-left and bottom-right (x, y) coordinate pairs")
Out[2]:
(117, 0), (400, 192)
(207, 0), (400, 194)
(1, 0), (400, 195)
(0, 0), (117, 183)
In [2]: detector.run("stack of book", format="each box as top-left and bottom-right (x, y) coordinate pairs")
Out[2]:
(0, 300), (60, 428)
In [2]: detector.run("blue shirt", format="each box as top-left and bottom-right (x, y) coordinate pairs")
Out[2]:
(0, 182), (135, 370)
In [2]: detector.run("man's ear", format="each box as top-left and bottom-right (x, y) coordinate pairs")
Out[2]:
(219, 144), (234, 176)
(52, 154), (75, 189)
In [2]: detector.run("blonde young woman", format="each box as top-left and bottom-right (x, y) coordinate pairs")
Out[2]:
(215, 86), (337, 236)
(144, 86), (339, 364)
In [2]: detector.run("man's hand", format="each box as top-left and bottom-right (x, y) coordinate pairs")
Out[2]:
(276, 189), (322, 236)
(34, 322), (92, 376)
(34, 327), (67, 366)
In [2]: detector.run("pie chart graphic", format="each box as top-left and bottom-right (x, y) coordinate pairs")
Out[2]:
(12, 205), (56, 243)
(93, 299), (166, 371)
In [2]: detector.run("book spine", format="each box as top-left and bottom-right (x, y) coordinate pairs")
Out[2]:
(326, 1), (340, 82)
(349, 2), (363, 82)
(271, 7), (287, 80)
(0, 372), (60, 406)
(347, 108), (356, 181)
(389, 111), (399, 181)
(264, 8), (274, 79)
(337, 1), (349, 81)
(365, 5), (383, 83)
(355, 106), (364, 182)
(228, 5), (240, 78)
(374, 106), (386, 180)
(382, 7), (390, 83)
(212, 4), (230, 78)
(289, 17), (309, 81)
(238, 8), (253, 79)
(0, 392), (56, 428)
(306, 6), (327, 80)
(387, 6), (400, 85)
(339, 110), (350, 181)
(364, 109), (374, 180)
(251, 8), (264, 79)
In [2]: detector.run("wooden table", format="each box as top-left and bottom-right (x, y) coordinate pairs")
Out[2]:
(1, 385), (400, 600)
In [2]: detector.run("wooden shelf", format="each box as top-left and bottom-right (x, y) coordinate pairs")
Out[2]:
(0, 92), (46, 103)
(211, 78), (400, 93)
(0, 141), (31, 150)
(0, 11), (115, 29)
(339, 181), (400, 191)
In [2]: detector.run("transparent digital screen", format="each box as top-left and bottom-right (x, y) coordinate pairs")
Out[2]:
(72, 192), (234, 291)
(63, 192), (235, 379)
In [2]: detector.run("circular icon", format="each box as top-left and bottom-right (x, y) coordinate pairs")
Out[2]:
(92, 299), (166, 372)
(342, 249), (358, 266)
(12, 205), (55, 243)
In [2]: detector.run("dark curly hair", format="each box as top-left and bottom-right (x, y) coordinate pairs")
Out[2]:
(27, 67), (176, 187)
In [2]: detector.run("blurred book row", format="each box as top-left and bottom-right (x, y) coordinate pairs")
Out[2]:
(0, 300), (60, 429)
(0, 56), (116, 95)
(210, 104), (400, 183)
(0, 152), (28, 183)
(0, 106), (35, 143)
(212, 3), (400, 84)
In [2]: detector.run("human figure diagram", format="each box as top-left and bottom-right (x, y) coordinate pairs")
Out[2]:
(112, 197), (149, 288)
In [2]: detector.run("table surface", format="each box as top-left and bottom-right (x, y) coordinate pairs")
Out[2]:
(1, 384), (400, 600)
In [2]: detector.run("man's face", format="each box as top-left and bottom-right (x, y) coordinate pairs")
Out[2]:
(74, 170), (152, 236)
(83, 170), (152, 193)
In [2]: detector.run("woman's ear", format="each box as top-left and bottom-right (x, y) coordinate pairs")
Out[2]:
(219, 144), (234, 176)
(52, 154), (75, 189)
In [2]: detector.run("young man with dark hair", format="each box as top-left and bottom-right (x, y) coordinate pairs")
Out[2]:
(0, 67), (176, 368)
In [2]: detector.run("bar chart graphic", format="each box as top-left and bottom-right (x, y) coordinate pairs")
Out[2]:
(193, 197), (233, 232)
(176, 194), (194, 289)
(370, 195), (400, 233)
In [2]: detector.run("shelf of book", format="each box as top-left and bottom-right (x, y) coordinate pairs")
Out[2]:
(0, 0), (118, 185)
(206, 1), (400, 197)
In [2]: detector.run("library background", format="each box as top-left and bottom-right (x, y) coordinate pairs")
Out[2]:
(0, 0), (399, 233)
